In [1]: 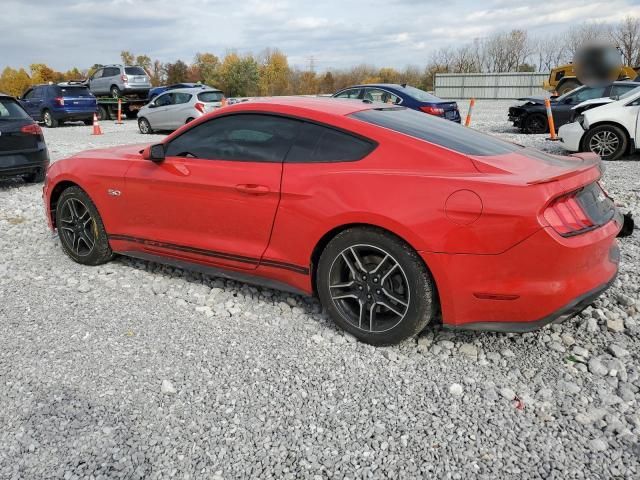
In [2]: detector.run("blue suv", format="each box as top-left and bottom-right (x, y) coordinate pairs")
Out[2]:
(333, 84), (461, 123)
(19, 82), (97, 128)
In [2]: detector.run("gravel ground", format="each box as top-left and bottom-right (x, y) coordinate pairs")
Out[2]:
(1, 101), (639, 479)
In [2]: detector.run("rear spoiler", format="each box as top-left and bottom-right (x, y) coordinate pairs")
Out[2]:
(527, 152), (601, 185)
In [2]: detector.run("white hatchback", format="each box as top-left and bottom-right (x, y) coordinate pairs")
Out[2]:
(558, 86), (640, 160)
(137, 88), (224, 134)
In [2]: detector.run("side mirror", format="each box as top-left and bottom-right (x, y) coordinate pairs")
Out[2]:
(148, 103), (157, 108)
(142, 144), (165, 162)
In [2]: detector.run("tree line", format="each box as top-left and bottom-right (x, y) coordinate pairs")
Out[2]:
(1, 16), (638, 98)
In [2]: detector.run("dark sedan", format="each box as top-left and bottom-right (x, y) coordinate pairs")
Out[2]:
(333, 84), (461, 122)
(0, 93), (49, 183)
(508, 81), (638, 134)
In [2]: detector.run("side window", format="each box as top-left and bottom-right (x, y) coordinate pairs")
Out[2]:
(30, 88), (42, 99)
(165, 114), (301, 162)
(173, 93), (192, 105)
(286, 122), (376, 163)
(335, 88), (361, 99)
(104, 67), (118, 77)
(22, 89), (34, 100)
(155, 93), (173, 107)
(611, 85), (635, 97)
(364, 88), (401, 104)
(574, 87), (606, 102)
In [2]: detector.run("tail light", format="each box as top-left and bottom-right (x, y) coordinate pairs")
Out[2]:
(194, 102), (206, 113)
(420, 105), (445, 116)
(54, 97), (64, 106)
(121, 75), (129, 82)
(21, 124), (43, 135)
(544, 192), (593, 236)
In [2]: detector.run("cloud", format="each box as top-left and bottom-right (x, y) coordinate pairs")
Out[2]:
(0, 0), (638, 72)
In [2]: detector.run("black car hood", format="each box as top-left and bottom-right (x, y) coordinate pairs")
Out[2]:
(516, 96), (553, 105)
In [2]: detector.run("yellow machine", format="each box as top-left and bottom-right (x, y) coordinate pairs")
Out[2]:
(543, 63), (639, 94)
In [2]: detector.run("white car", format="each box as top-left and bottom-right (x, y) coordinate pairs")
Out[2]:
(137, 88), (224, 133)
(558, 86), (640, 160)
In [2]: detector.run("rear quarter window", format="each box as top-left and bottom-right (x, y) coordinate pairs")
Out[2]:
(286, 122), (376, 162)
(0, 98), (30, 119)
(351, 107), (521, 156)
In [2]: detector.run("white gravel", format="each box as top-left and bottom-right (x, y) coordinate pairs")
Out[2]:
(1, 102), (639, 479)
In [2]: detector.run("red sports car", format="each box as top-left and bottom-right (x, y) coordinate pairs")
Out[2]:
(43, 97), (624, 345)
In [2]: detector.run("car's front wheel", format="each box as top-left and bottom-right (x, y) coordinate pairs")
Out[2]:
(138, 117), (153, 134)
(55, 186), (113, 265)
(524, 113), (548, 134)
(583, 124), (628, 161)
(317, 227), (436, 345)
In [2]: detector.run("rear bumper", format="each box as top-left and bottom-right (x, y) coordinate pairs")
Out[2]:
(0, 148), (49, 178)
(52, 109), (96, 121)
(422, 219), (622, 332)
(558, 122), (585, 152)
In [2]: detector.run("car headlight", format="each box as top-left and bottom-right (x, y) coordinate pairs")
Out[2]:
(576, 114), (589, 130)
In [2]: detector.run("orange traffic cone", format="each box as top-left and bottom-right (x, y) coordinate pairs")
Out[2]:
(91, 113), (103, 135)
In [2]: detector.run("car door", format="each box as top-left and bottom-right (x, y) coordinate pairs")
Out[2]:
(121, 113), (302, 270)
(88, 68), (104, 95)
(145, 92), (173, 129)
(26, 87), (45, 121)
(19, 88), (37, 119)
(164, 92), (192, 129)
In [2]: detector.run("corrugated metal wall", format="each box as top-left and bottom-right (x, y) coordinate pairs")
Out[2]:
(435, 73), (549, 99)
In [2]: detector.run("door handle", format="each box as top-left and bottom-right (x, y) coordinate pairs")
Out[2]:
(235, 184), (270, 195)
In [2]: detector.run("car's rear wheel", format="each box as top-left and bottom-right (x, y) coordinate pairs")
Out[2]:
(42, 110), (58, 128)
(317, 227), (435, 345)
(111, 85), (122, 99)
(97, 105), (109, 121)
(583, 125), (628, 161)
(138, 117), (153, 134)
(524, 113), (548, 134)
(55, 187), (113, 265)
(83, 118), (93, 126)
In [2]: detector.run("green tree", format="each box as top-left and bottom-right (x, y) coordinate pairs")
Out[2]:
(219, 53), (259, 97)
(194, 52), (220, 86)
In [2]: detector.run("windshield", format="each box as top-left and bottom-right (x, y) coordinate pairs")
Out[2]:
(54, 86), (93, 97)
(0, 98), (30, 120)
(401, 85), (442, 102)
(351, 107), (522, 156)
(198, 91), (223, 102)
(125, 67), (147, 75)
(555, 86), (586, 102)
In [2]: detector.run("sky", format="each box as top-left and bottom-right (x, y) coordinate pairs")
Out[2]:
(2, 0), (640, 72)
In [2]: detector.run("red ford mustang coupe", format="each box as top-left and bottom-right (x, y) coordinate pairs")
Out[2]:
(43, 97), (624, 345)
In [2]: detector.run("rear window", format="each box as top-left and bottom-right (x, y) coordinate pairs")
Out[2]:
(351, 107), (521, 156)
(125, 67), (147, 75)
(286, 122), (376, 162)
(53, 86), (92, 97)
(198, 91), (223, 102)
(401, 85), (441, 102)
(0, 98), (30, 120)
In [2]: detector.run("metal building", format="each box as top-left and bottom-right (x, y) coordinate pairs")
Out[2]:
(434, 72), (549, 99)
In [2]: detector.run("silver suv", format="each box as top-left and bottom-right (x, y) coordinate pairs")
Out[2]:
(87, 65), (151, 98)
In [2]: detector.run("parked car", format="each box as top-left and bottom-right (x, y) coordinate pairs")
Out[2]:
(137, 88), (224, 133)
(44, 97), (624, 345)
(148, 83), (215, 100)
(18, 82), (97, 128)
(87, 65), (151, 98)
(508, 81), (639, 134)
(558, 85), (640, 160)
(332, 84), (461, 122)
(0, 93), (49, 182)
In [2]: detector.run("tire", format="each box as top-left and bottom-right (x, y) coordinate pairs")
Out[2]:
(185, 117), (195, 124)
(23, 169), (45, 183)
(110, 85), (122, 99)
(42, 110), (58, 128)
(317, 227), (436, 346)
(55, 186), (113, 266)
(138, 117), (153, 134)
(557, 79), (580, 95)
(582, 124), (628, 161)
(97, 105), (109, 121)
(83, 118), (93, 126)
(523, 113), (548, 134)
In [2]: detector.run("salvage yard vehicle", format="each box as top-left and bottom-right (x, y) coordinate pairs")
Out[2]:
(559, 86), (640, 161)
(18, 82), (97, 128)
(87, 64), (151, 99)
(543, 62), (640, 95)
(137, 88), (225, 133)
(333, 84), (461, 122)
(509, 81), (639, 134)
(44, 97), (624, 345)
(0, 93), (49, 182)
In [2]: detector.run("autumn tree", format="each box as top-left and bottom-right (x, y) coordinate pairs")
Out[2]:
(218, 53), (259, 97)
(258, 49), (290, 96)
(135, 55), (152, 72)
(0, 67), (32, 97)
(193, 53), (220, 86)
(611, 15), (640, 66)
(120, 50), (135, 65)
(318, 71), (335, 93)
(30, 63), (59, 83)
(165, 60), (189, 84)
(149, 60), (165, 86)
